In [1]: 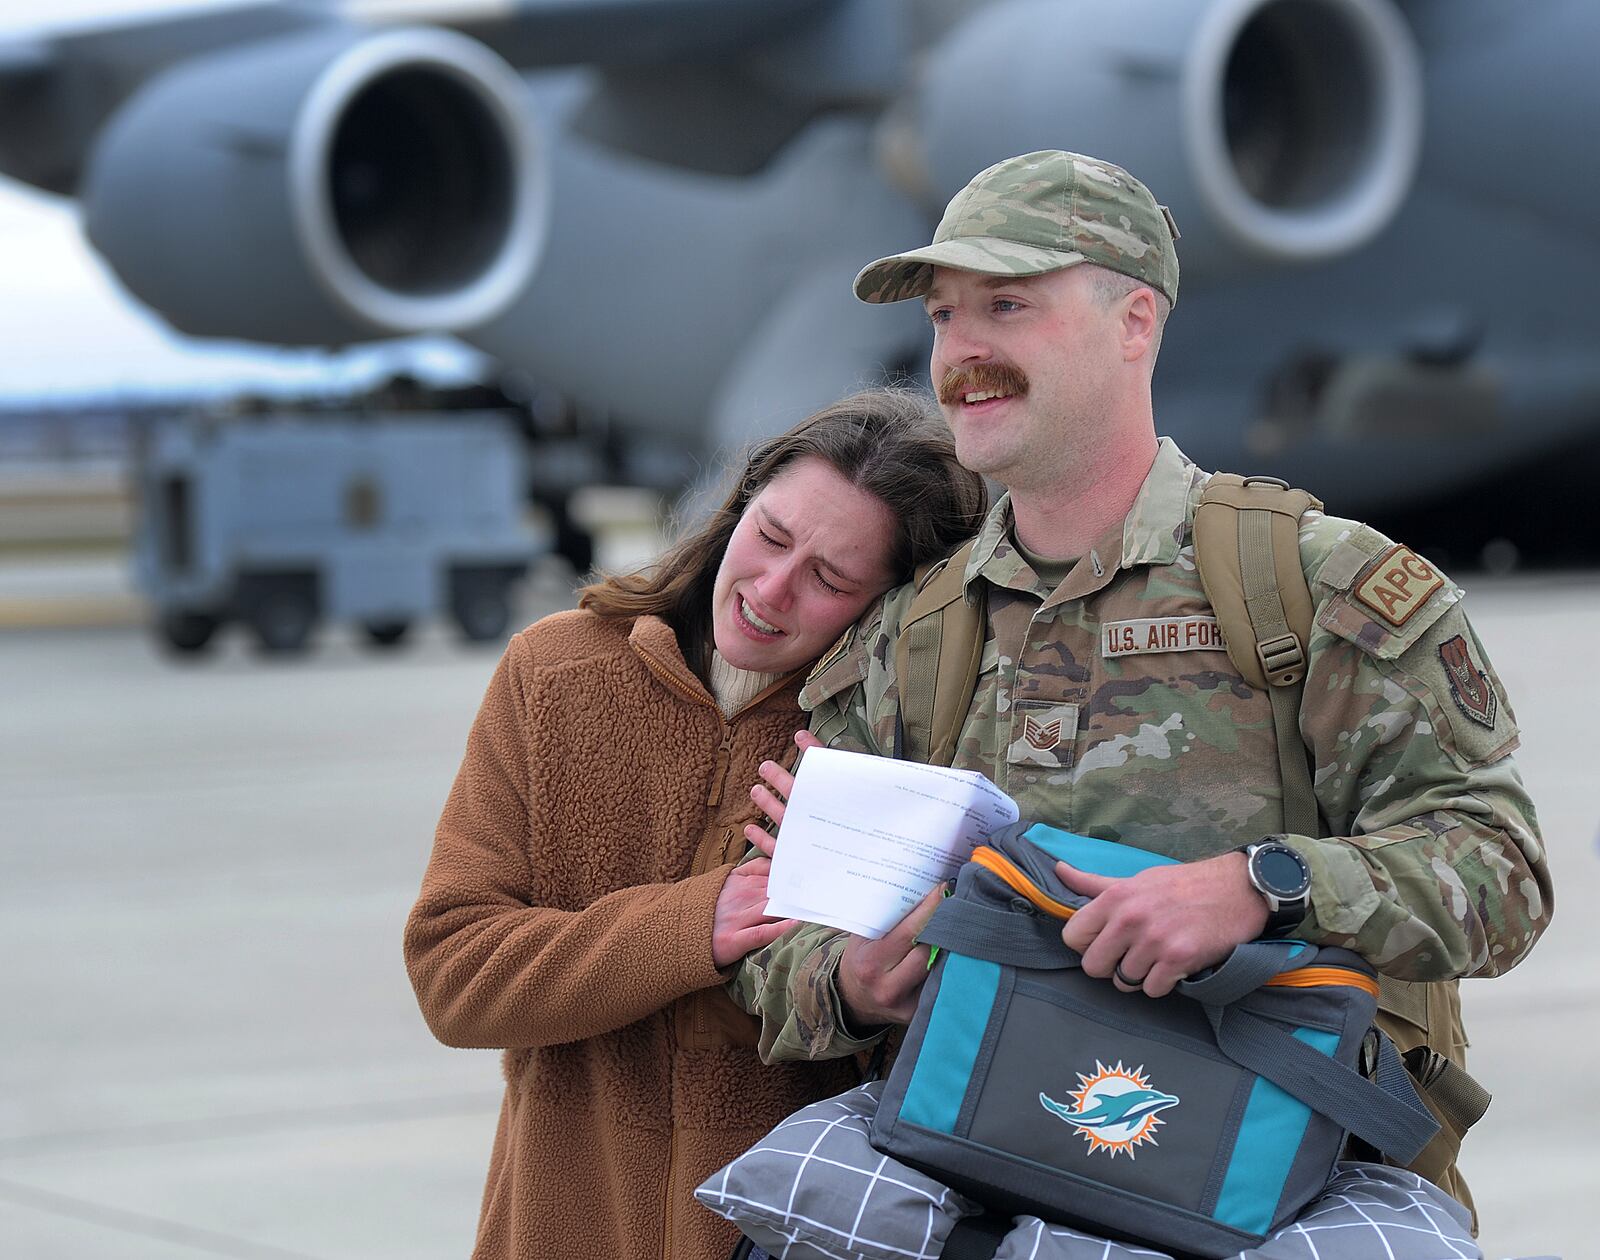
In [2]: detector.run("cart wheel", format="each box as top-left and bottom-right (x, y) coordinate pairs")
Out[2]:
(247, 589), (317, 653)
(553, 509), (595, 575)
(450, 571), (512, 643)
(158, 611), (219, 654)
(362, 619), (410, 648)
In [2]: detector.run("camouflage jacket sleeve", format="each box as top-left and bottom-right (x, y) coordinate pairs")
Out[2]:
(1284, 521), (1551, 980)
(724, 595), (901, 1062)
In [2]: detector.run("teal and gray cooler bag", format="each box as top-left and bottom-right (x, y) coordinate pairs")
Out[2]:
(870, 823), (1440, 1258)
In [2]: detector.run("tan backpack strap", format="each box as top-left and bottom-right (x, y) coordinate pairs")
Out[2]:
(1197, 475), (1484, 1214)
(1194, 473), (1323, 837)
(894, 540), (983, 767)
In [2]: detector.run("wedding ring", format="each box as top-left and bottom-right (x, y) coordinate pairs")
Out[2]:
(1113, 961), (1142, 989)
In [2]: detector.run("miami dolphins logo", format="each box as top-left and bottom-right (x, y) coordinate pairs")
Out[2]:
(1039, 1060), (1179, 1158)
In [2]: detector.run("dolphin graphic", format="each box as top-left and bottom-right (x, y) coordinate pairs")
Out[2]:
(1039, 1088), (1180, 1131)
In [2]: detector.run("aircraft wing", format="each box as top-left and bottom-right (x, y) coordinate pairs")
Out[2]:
(0, 36), (48, 77)
(0, 0), (873, 360)
(7, 0), (1600, 519)
(0, 3), (327, 195)
(0, 0), (832, 195)
(340, 0), (836, 67)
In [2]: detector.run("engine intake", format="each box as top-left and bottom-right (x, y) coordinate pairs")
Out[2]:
(907, 0), (1422, 271)
(83, 27), (544, 344)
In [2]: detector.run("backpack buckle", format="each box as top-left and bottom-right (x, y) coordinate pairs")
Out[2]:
(1257, 633), (1305, 685)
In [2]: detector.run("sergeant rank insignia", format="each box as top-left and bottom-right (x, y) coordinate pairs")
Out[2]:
(1439, 634), (1497, 728)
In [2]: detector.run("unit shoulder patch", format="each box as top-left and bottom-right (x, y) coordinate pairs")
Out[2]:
(1353, 545), (1445, 626)
(1438, 633), (1498, 729)
(1391, 611), (1519, 768)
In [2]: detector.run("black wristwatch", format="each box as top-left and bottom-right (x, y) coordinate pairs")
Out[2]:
(1239, 839), (1312, 939)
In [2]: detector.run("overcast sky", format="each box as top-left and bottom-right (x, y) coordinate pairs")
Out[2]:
(0, 0), (486, 401)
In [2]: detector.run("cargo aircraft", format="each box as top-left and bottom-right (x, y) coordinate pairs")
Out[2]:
(3, 0), (1596, 517)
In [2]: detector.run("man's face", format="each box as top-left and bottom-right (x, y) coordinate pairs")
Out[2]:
(924, 265), (1122, 489)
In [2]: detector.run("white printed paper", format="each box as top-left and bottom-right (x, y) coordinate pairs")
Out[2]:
(763, 746), (1020, 938)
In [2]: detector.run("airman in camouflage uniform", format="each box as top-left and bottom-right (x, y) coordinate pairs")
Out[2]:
(727, 151), (1549, 1073)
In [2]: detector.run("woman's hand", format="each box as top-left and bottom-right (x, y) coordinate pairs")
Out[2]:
(712, 857), (797, 969)
(717, 729), (823, 968)
(743, 729), (823, 856)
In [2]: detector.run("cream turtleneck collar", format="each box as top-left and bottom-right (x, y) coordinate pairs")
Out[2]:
(707, 649), (783, 716)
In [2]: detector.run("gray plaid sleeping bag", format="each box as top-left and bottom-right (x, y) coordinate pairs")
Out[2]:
(696, 1083), (1484, 1260)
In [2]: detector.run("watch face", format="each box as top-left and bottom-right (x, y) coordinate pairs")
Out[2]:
(1255, 846), (1310, 899)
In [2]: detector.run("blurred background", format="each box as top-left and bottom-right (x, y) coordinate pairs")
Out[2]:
(1, 1), (1593, 1257)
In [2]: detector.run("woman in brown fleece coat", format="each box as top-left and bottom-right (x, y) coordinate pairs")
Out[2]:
(404, 390), (986, 1260)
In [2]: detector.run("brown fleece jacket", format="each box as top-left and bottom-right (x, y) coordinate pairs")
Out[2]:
(404, 610), (859, 1260)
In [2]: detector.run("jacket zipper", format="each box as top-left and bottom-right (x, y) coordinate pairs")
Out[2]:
(636, 645), (719, 711)
(706, 726), (735, 807)
(635, 647), (735, 807)
(631, 639), (799, 1255)
(661, 1017), (679, 1260)
(971, 846), (1380, 996)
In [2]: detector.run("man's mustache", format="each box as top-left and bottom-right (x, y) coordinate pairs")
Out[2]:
(937, 362), (1030, 406)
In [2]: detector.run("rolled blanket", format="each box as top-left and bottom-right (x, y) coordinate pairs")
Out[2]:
(696, 1083), (1482, 1260)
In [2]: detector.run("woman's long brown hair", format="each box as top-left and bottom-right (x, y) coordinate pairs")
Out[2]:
(578, 389), (987, 679)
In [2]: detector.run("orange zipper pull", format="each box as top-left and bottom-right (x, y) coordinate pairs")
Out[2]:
(972, 846), (1078, 921)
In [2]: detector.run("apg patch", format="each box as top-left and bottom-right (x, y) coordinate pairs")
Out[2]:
(1354, 546), (1444, 626)
(1438, 634), (1497, 728)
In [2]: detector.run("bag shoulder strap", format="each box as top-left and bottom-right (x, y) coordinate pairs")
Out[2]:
(1210, 1002), (1440, 1164)
(893, 539), (984, 767)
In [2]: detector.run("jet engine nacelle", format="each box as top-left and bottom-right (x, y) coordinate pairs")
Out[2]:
(908, 0), (1422, 274)
(82, 27), (544, 345)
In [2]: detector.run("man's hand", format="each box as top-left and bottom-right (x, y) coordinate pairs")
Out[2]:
(1056, 851), (1268, 997)
(711, 856), (797, 969)
(743, 729), (824, 855)
(836, 884), (946, 1026)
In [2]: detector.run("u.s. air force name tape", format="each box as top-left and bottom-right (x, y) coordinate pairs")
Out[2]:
(1102, 615), (1224, 658)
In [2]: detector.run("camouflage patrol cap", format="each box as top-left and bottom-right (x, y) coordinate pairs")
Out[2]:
(854, 150), (1180, 307)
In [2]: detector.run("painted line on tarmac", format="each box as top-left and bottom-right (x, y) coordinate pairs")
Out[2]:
(0, 596), (144, 630)
(0, 1176), (321, 1260)
(0, 1091), (502, 1159)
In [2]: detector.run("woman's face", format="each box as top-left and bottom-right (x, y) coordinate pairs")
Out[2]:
(710, 455), (897, 676)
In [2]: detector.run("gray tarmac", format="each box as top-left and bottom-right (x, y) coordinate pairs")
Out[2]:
(1, 572), (1594, 1260)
